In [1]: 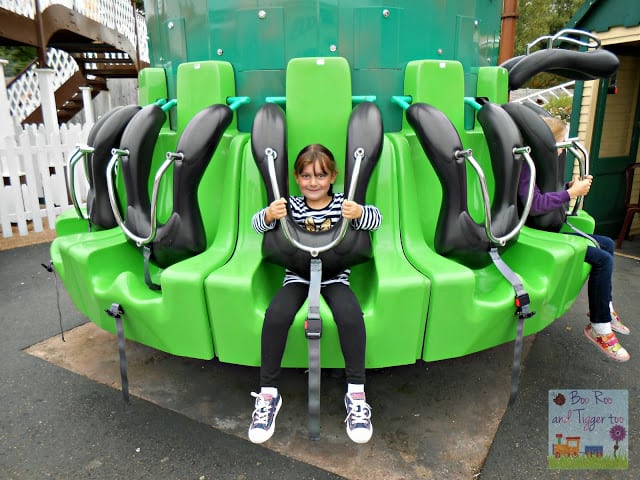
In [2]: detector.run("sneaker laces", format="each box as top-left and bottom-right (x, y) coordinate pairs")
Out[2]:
(345, 400), (372, 425)
(251, 392), (274, 427)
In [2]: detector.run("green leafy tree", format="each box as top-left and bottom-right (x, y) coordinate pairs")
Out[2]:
(515, 0), (584, 88)
(0, 46), (37, 78)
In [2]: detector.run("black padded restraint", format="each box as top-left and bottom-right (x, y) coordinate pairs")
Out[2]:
(86, 105), (141, 230)
(476, 98), (526, 241)
(151, 104), (233, 268)
(85, 106), (124, 184)
(405, 103), (488, 262)
(406, 100), (527, 262)
(252, 102), (383, 280)
(502, 49), (619, 90)
(117, 104), (167, 242)
(502, 102), (567, 232)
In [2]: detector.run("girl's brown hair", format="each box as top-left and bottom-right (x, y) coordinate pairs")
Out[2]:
(541, 115), (568, 143)
(293, 144), (337, 177)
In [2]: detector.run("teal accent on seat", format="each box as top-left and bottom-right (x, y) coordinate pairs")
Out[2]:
(204, 57), (429, 368)
(51, 61), (242, 359)
(393, 59), (592, 361)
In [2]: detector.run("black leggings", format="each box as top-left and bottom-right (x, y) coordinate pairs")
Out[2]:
(260, 282), (366, 387)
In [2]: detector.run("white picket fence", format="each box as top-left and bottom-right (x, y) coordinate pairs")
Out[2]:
(0, 122), (91, 238)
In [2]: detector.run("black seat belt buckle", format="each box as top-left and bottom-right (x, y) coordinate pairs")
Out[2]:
(514, 293), (535, 319)
(305, 308), (322, 339)
(105, 303), (125, 318)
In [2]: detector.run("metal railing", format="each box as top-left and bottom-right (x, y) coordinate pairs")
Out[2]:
(512, 81), (575, 106)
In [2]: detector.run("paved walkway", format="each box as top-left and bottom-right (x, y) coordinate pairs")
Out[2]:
(1, 237), (639, 479)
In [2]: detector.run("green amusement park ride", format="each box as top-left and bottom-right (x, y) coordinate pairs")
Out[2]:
(50, 1), (620, 405)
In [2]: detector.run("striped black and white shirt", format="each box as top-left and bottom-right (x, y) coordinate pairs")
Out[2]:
(252, 192), (382, 286)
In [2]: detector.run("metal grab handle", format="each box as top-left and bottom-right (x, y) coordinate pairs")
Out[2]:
(526, 28), (601, 54)
(67, 144), (93, 219)
(266, 147), (364, 257)
(556, 138), (589, 215)
(106, 148), (178, 247)
(458, 146), (536, 247)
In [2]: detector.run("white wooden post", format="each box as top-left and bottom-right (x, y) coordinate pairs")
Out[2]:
(1, 60), (18, 236)
(0, 59), (13, 139)
(17, 131), (43, 231)
(0, 136), (18, 237)
(35, 68), (60, 141)
(80, 86), (95, 127)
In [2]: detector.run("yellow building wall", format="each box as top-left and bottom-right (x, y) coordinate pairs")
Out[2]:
(576, 25), (640, 236)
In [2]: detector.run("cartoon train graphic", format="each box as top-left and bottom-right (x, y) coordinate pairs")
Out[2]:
(553, 435), (581, 458)
(552, 434), (604, 458)
(584, 445), (604, 457)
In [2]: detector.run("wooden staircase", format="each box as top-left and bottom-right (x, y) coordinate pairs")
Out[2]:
(0, 1), (147, 125)
(23, 71), (107, 124)
(23, 46), (140, 124)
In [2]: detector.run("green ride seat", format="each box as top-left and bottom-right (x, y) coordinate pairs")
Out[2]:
(50, 68), (170, 314)
(53, 61), (244, 359)
(500, 100), (595, 316)
(475, 65), (593, 317)
(204, 56), (429, 368)
(388, 59), (586, 362)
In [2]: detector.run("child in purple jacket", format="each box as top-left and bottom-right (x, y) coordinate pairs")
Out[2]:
(518, 116), (630, 362)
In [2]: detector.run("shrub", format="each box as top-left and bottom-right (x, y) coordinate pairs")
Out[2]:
(542, 95), (572, 123)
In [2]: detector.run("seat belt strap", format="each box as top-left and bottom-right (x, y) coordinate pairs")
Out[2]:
(143, 246), (161, 291)
(489, 247), (535, 405)
(105, 303), (130, 403)
(306, 258), (322, 440)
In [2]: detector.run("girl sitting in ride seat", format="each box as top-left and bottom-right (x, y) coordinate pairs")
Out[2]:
(248, 143), (382, 444)
(518, 115), (630, 362)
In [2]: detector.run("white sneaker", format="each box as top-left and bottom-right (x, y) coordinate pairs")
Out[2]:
(248, 392), (282, 444)
(344, 392), (373, 444)
(610, 311), (630, 335)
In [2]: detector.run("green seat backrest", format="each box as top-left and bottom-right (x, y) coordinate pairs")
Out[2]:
(149, 61), (239, 246)
(138, 67), (168, 105)
(403, 60), (465, 132)
(476, 66), (509, 104)
(404, 59), (495, 224)
(138, 67), (170, 129)
(176, 61), (237, 137)
(401, 60), (469, 248)
(285, 57), (352, 192)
